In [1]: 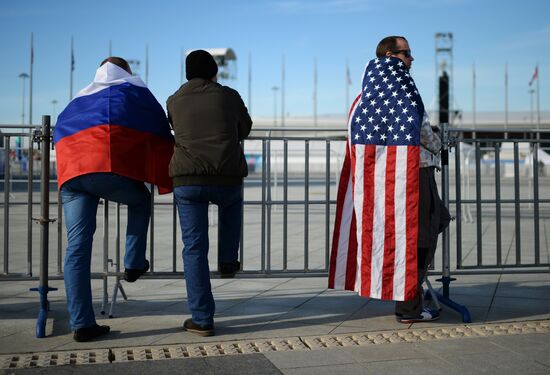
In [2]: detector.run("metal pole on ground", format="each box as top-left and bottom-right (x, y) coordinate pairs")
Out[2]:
(3, 136), (10, 275)
(33, 115), (58, 338)
(434, 123), (471, 323)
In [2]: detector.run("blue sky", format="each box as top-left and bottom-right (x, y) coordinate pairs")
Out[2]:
(0, 0), (549, 124)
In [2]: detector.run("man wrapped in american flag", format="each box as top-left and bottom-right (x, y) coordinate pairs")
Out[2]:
(328, 36), (444, 323)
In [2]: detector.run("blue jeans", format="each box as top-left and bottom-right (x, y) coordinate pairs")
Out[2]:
(61, 173), (151, 330)
(174, 185), (242, 326)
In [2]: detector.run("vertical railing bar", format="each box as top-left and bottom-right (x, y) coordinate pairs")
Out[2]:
(239, 184), (244, 271)
(325, 139), (330, 270)
(3, 136), (10, 274)
(304, 140), (309, 271)
(454, 137), (463, 268)
(266, 139), (271, 273)
(239, 140), (245, 270)
(173, 195), (177, 272)
(283, 139), (288, 271)
(149, 184), (155, 273)
(116, 203), (121, 274)
(261, 139), (266, 272)
(475, 141), (482, 266)
(513, 141), (521, 265)
(57, 191), (62, 275)
(102, 199), (109, 313)
(494, 142), (502, 266)
(532, 140), (540, 264)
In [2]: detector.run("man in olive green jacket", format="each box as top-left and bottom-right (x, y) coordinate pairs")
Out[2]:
(167, 49), (252, 337)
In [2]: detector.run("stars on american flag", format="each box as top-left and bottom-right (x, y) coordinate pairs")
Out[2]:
(351, 57), (422, 146)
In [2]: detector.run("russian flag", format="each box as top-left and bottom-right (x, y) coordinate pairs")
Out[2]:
(54, 62), (174, 194)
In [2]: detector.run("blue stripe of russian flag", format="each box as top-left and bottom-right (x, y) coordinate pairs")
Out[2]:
(53, 82), (172, 143)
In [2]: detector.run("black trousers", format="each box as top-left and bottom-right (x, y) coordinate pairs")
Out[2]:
(395, 167), (441, 316)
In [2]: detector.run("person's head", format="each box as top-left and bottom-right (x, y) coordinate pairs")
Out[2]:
(376, 36), (414, 69)
(100, 56), (132, 74)
(186, 50), (218, 81)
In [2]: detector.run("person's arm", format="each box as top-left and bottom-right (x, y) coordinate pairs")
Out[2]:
(420, 112), (441, 154)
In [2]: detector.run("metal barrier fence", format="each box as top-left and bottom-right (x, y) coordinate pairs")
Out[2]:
(445, 127), (550, 273)
(1, 118), (549, 332)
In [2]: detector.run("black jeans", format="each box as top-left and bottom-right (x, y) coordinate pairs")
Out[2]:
(395, 167), (441, 316)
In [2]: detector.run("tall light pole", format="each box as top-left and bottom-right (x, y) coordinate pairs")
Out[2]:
(313, 57), (318, 127)
(18, 73), (29, 124)
(271, 86), (279, 126)
(248, 52), (252, 115)
(281, 55), (285, 126)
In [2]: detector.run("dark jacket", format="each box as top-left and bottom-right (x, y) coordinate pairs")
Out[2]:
(167, 78), (252, 186)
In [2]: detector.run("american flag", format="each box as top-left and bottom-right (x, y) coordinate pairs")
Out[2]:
(328, 56), (424, 301)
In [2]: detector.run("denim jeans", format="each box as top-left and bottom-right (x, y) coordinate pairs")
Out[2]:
(174, 185), (242, 326)
(61, 173), (151, 329)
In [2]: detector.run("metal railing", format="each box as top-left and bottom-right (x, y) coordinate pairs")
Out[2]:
(446, 127), (550, 273)
(1, 118), (549, 331)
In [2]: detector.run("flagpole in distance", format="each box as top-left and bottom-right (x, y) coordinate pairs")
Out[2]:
(345, 58), (350, 116)
(69, 36), (74, 100)
(537, 63), (540, 130)
(29, 32), (34, 125)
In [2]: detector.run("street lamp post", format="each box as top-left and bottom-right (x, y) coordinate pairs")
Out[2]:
(18, 73), (29, 125)
(271, 86), (279, 126)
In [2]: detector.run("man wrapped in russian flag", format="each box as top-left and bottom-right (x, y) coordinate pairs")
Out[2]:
(53, 57), (174, 342)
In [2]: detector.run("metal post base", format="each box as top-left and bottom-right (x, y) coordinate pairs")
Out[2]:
(425, 276), (472, 323)
(30, 286), (58, 338)
(108, 277), (128, 318)
(424, 279), (442, 311)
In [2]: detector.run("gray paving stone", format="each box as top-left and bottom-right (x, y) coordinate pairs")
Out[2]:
(438, 349), (550, 374)
(264, 348), (355, 369)
(356, 357), (462, 375)
(487, 333), (550, 367)
(280, 363), (371, 375)
(340, 342), (429, 363)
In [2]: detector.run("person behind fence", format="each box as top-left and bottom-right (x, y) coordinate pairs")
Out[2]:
(328, 36), (450, 323)
(375, 37), (450, 323)
(53, 57), (174, 342)
(167, 50), (252, 337)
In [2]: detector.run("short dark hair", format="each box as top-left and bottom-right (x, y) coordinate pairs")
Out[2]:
(100, 56), (132, 74)
(376, 36), (407, 58)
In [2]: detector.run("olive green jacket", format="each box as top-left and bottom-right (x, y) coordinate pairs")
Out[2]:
(167, 78), (252, 186)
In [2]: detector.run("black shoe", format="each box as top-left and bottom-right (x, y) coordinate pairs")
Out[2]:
(124, 260), (150, 282)
(73, 324), (110, 342)
(183, 318), (214, 337)
(219, 261), (240, 278)
(396, 308), (440, 323)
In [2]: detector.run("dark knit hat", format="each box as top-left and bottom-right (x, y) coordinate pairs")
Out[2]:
(186, 50), (218, 80)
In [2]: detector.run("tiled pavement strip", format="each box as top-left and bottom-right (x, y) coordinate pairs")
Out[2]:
(1, 320), (549, 370)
